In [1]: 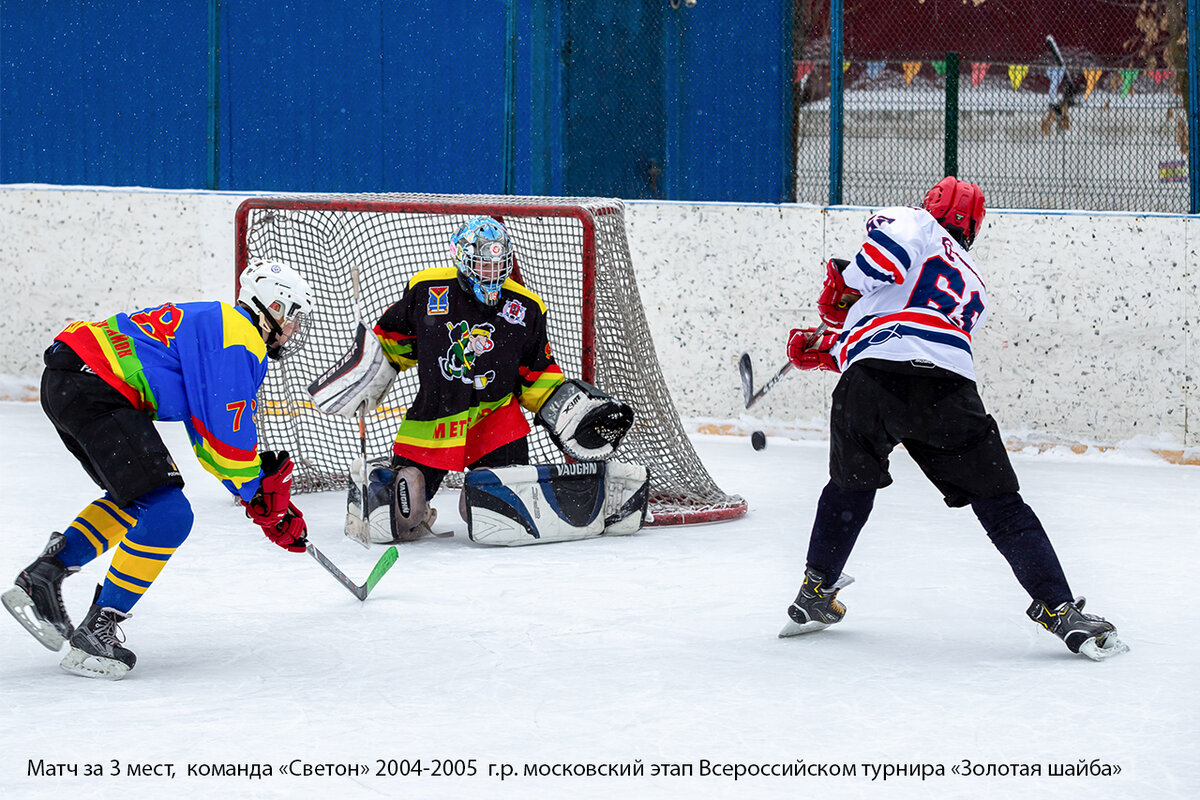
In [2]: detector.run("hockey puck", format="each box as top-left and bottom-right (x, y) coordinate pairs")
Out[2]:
(751, 431), (767, 450)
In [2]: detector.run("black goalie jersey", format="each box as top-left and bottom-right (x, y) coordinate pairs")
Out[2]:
(373, 266), (565, 471)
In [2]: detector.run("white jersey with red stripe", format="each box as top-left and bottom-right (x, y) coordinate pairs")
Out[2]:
(834, 205), (987, 381)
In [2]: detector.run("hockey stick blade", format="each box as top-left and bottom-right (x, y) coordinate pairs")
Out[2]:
(307, 543), (399, 601)
(744, 361), (793, 409)
(738, 353), (754, 407)
(741, 323), (826, 408)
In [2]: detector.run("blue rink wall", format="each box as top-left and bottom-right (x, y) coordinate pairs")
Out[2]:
(0, 2), (791, 202)
(0, 186), (1195, 453)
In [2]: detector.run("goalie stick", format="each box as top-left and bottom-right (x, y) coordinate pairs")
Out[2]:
(306, 542), (399, 601)
(739, 323), (827, 409)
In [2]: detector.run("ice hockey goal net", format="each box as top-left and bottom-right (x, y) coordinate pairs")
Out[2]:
(235, 193), (746, 525)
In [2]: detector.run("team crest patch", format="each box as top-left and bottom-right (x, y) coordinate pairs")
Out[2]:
(499, 298), (527, 326)
(427, 286), (450, 315)
(439, 320), (496, 386)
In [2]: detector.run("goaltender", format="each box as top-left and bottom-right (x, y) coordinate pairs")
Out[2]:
(309, 216), (646, 546)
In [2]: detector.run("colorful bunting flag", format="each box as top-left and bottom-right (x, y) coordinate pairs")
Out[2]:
(970, 62), (989, 87)
(902, 62), (922, 85)
(1119, 69), (1137, 96)
(932, 61), (947, 76)
(794, 61), (814, 84)
(1149, 69), (1172, 84)
(1158, 160), (1187, 183)
(1008, 64), (1029, 91)
(866, 60), (885, 80)
(1046, 66), (1064, 98)
(1084, 69), (1102, 99)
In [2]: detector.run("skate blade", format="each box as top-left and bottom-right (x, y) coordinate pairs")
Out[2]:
(2, 586), (67, 652)
(1078, 633), (1130, 661)
(59, 648), (131, 680)
(778, 616), (833, 638)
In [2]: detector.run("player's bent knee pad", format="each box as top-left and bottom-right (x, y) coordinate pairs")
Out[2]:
(126, 484), (194, 548)
(346, 459), (433, 544)
(390, 467), (431, 542)
(463, 461), (649, 546)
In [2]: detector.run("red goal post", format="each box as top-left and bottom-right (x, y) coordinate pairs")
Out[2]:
(235, 193), (746, 525)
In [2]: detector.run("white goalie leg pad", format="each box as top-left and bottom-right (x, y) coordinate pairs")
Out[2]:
(346, 457), (400, 545)
(601, 460), (650, 535)
(307, 322), (398, 417)
(464, 461), (648, 546)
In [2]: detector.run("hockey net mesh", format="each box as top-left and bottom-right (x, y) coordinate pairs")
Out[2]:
(236, 193), (746, 525)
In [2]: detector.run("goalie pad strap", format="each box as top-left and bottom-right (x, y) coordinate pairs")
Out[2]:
(307, 322), (398, 418)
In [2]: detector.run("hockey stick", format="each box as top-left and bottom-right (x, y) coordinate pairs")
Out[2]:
(306, 542), (399, 601)
(345, 262), (376, 548)
(739, 322), (827, 409)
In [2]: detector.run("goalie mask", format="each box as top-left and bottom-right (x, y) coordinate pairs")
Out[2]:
(237, 259), (315, 360)
(922, 176), (986, 250)
(450, 216), (514, 308)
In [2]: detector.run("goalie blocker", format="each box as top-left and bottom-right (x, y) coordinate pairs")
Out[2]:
(464, 461), (650, 546)
(307, 321), (398, 418)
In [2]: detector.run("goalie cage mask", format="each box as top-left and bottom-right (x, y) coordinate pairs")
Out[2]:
(450, 216), (515, 308)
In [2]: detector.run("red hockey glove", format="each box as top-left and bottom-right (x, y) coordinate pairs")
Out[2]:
(262, 503), (308, 553)
(787, 327), (841, 373)
(816, 258), (861, 329)
(244, 450), (295, 527)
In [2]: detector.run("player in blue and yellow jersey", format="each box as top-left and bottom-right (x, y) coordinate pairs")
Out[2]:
(3, 259), (315, 679)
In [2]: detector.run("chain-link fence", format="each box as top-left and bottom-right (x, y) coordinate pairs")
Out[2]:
(794, 0), (1191, 212)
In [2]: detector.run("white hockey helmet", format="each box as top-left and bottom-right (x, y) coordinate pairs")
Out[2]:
(237, 258), (315, 360)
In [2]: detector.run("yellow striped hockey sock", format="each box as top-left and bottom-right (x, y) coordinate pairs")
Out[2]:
(57, 495), (138, 567)
(95, 485), (193, 613)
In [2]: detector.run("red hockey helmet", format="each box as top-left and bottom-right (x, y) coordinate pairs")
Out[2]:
(922, 177), (986, 250)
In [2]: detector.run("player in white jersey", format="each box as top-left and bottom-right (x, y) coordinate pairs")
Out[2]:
(778, 177), (1127, 660)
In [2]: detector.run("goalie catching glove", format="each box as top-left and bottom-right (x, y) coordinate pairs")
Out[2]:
(535, 379), (634, 461)
(307, 321), (398, 417)
(243, 450), (308, 552)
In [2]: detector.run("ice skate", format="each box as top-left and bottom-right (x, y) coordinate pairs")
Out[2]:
(1026, 597), (1129, 661)
(779, 568), (855, 638)
(2, 532), (80, 651)
(60, 589), (136, 680)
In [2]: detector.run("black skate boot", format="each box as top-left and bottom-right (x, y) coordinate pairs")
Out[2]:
(60, 587), (136, 680)
(1026, 597), (1129, 661)
(779, 568), (855, 638)
(2, 532), (80, 651)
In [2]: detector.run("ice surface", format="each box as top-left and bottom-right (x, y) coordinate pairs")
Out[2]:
(1, 401), (1196, 799)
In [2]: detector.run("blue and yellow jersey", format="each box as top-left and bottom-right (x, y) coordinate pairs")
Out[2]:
(55, 301), (270, 501)
(374, 267), (565, 471)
